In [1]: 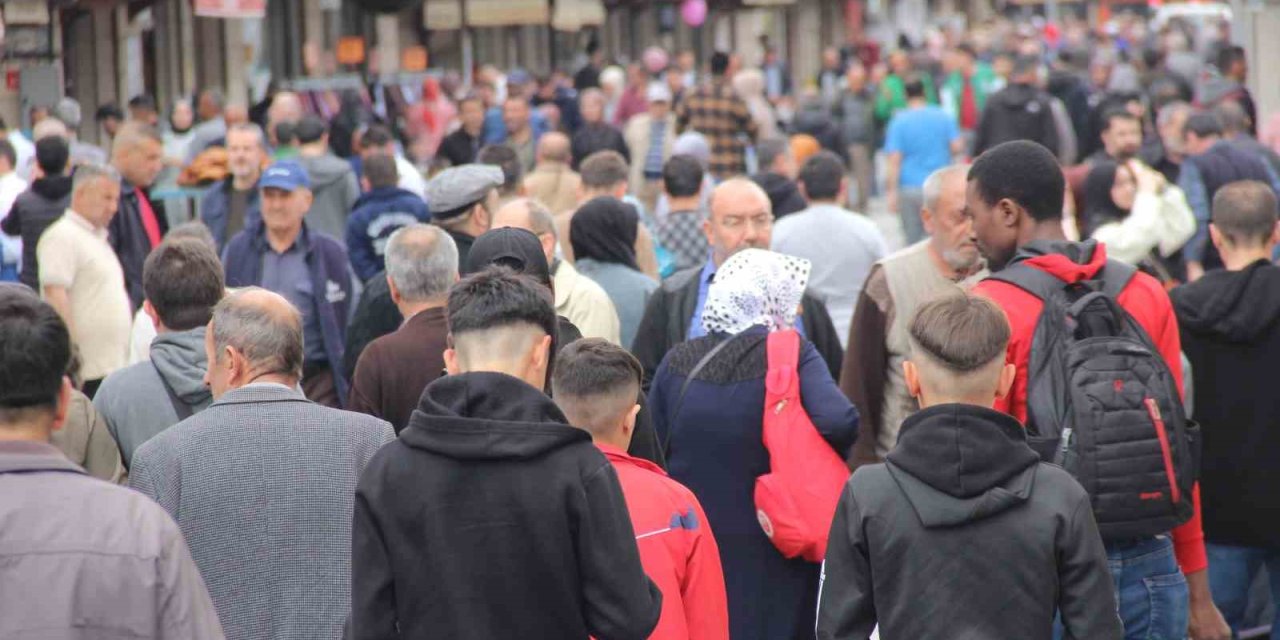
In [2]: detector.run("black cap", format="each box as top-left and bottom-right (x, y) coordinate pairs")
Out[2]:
(464, 227), (551, 286)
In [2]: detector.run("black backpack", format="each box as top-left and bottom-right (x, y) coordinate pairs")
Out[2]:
(988, 252), (1199, 541)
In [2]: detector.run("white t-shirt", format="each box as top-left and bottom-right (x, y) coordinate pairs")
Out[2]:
(37, 210), (133, 381)
(395, 155), (426, 200)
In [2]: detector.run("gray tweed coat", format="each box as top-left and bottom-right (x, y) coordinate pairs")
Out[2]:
(130, 383), (395, 640)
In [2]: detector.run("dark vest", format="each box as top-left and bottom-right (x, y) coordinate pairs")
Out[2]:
(1186, 141), (1272, 270)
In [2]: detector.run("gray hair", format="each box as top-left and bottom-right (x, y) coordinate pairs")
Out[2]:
(53, 98), (82, 128)
(922, 164), (970, 211)
(1157, 101), (1193, 129)
(386, 224), (459, 304)
(227, 122), (266, 148)
(72, 163), (121, 193)
(210, 288), (304, 378)
(525, 199), (557, 240)
(167, 220), (219, 254)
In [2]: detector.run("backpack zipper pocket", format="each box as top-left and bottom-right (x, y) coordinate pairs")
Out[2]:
(1144, 398), (1180, 504)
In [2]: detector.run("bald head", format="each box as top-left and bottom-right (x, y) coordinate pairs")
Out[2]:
(537, 132), (572, 165)
(491, 198), (558, 264)
(269, 92), (304, 124)
(206, 287), (304, 399)
(224, 104), (250, 126)
(705, 178), (774, 266)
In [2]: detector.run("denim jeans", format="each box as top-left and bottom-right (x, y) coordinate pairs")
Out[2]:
(1207, 543), (1280, 639)
(897, 187), (925, 246)
(1058, 535), (1189, 640)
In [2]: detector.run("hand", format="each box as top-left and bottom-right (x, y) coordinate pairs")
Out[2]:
(1188, 598), (1231, 640)
(1187, 261), (1205, 282)
(1131, 161), (1165, 195)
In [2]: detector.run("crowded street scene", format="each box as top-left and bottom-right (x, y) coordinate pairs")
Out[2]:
(3, 0), (1280, 637)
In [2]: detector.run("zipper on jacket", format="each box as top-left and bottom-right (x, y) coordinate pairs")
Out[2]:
(1144, 398), (1180, 505)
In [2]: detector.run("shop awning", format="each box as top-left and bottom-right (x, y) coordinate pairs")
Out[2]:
(551, 0), (605, 31)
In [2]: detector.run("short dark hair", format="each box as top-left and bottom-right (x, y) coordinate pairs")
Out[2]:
(663, 154), (704, 198)
(904, 77), (926, 100)
(0, 287), (71, 418)
(273, 120), (298, 145)
(1012, 54), (1041, 79)
(95, 103), (124, 122)
(0, 139), (17, 168)
(361, 124), (395, 148)
(446, 266), (558, 341)
(295, 115), (328, 144)
(143, 238), (225, 331)
(798, 151), (845, 201)
(755, 136), (791, 171)
(1099, 107), (1140, 133)
(909, 293), (1010, 373)
(956, 43), (977, 59)
(1184, 111), (1224, 139)
(1212, 180), (1278, 246)
(362, 153), (399, 189)
(128, 94), (157, 112)
(1216, 44), (1245, 74)
(580, 151), (629, 189)
(477, 144), (522, 194)
(552, 338), (643, 434)
(710, 52), (730, 76)
(35, 136), (69, 175)
(968, 140), (1064, 222)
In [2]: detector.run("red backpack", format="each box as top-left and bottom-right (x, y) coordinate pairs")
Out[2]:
(755, 329), (851, 563)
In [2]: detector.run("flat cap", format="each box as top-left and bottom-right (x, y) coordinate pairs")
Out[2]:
(425, 164), (505, 219)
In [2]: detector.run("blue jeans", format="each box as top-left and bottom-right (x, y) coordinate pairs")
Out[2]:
(1060, 536), (1189, 639)
(1207, 543), (1280, 639)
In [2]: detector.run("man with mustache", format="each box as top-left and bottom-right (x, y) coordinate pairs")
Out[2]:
(839, 164), (986, 469)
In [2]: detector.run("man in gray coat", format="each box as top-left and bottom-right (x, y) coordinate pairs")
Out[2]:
(0, 287), (222, 639)
(130, 287), (395, 640)
(296, 115), (360, 241)
(95, 236), (225, 467)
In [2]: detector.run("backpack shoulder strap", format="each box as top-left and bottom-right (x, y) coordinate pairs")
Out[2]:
(766, 329), (801, 401)
(666, 333), (741, 452)
(984, 262), (1067, 302)
(1099, 259), (1137, 299)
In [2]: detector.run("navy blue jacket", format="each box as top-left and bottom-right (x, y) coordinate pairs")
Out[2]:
(345, 186), (430, 282)
(201, 178), (261, 251)
(223, 223), (354, 405)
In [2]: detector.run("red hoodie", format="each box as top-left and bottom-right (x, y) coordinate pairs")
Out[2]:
(973, 243), (1207, 574)
(596, 444), (729, 640)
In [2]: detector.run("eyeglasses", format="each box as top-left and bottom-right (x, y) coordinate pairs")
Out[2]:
(719, 214), (774, 231)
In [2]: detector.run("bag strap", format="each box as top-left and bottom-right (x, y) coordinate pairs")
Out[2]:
(157, 367), (195, 422)
(765, 329), (801, 402)
(984, 262), (1066, 302)
(666, 333), (742, 453)
(1099, 259), (1137, 299)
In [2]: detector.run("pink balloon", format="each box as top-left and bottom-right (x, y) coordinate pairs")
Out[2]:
(643, 47), (669, 74)
(681, 0), (707, 27)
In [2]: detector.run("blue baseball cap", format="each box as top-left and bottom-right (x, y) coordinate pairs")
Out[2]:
(260, 160), (311, 192)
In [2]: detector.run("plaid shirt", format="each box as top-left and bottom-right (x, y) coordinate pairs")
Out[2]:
(676, 79), (758, 179)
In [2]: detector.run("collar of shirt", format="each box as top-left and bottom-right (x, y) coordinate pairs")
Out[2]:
(0, 440), (86, 475)
(258, 222), (311, 256)
(687, 254), (718, 340)
(63, 208), (108, 240)
(595, 442), (667, 476)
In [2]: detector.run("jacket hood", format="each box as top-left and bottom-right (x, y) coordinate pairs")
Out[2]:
(1006, 239), (1107, 283)
(886, 403), (1040, 527)
(751, 171), (806, 217)
(400, 371), (590, 461)
(353, 185), (422, 210)
(992, 82), (1043, 110)
(299, 154), (353, 188)
(31, 175), (73, 201)
(150, 326), (212, 404)
(1173, 260), (1280, 342)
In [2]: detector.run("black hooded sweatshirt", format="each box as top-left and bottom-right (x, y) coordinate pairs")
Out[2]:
(2, 175), (73, 290)
(1172, 260), (1280, 549)
(350, 371), (662, 640)
(972, 82), (1061, 159)
(817, 404), (1122, 640)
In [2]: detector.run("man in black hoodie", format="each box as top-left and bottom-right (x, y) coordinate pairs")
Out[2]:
(1172, 181), (1280, 636)
(972, 55), (1060, 159)
(350, 267), (662, 640)
(817, 292), (1121, 639)
(3, 136), (72, 290)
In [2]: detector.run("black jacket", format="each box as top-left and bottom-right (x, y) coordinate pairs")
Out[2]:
(973, 82), (1060, 159)
(438, 127), (482, 168)
(110, 181), (169, 310)
(350, 372), (662, 640)
(2, 175), (72, 290)
(750, 171), (807, 220)
(817, 404), (1121, 640)
(632, 265), (844, 387)
(1173, 260), (1280, 549)
(571, 123), (629, 170)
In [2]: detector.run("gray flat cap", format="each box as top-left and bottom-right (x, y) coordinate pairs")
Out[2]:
(426, 164), (504, 219)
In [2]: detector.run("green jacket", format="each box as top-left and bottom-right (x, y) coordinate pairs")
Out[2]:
(940, 63), (1002, 126)
(875, 74), (938, 124)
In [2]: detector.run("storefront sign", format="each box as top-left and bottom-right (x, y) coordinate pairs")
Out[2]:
(336, 36), (367, 65)
(194, 0), (267, 19)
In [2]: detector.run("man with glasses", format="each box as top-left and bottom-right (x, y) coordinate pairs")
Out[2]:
(631, 178), (844, 386)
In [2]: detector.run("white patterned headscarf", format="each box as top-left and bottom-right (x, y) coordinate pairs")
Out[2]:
(702, 249), (811, 335)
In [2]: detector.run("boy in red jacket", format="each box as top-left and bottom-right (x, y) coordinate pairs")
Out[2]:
(553, 339), (729, 640)
(967, 140), (1229, 640)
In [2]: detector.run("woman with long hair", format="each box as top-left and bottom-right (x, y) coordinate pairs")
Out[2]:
(1084, 159), (1195, 283)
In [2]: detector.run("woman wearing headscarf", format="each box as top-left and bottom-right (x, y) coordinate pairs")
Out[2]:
(732, 69), (779, 140)
(570, 197), (658, 349)
(1083, 159), (1195, 283)
(648, 249), (858, 640)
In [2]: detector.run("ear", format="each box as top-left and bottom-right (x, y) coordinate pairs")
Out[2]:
(798, 181), (810, 201)
(1270, 220), (1280, 247)
(839, 177), (850, 201)
(702, 216), (715, 244)
(388, 276), (403, 306)
(532, 333), (553, 371)
(622, 403), (641, 439)
(443, 345), (461, 376)
(1208, 223), (1225, 253)
(50, 377), (73, 433)
(920, 206), (936, 236)
(998, 198), (1022, 229)
(613, 183), (627, 199)
(473, 204), (491, 230)
(903, 360), (922, 403)
(995, 362), (1017, 402)
(143, 299), (161, 331)
(360, 176), (371, 192)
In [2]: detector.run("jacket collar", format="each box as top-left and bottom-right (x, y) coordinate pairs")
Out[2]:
(249, 220), (312, 255)
(0, 440), (85, 475)
(210, 383), (309, 408)
(597, 442), (666, 476)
